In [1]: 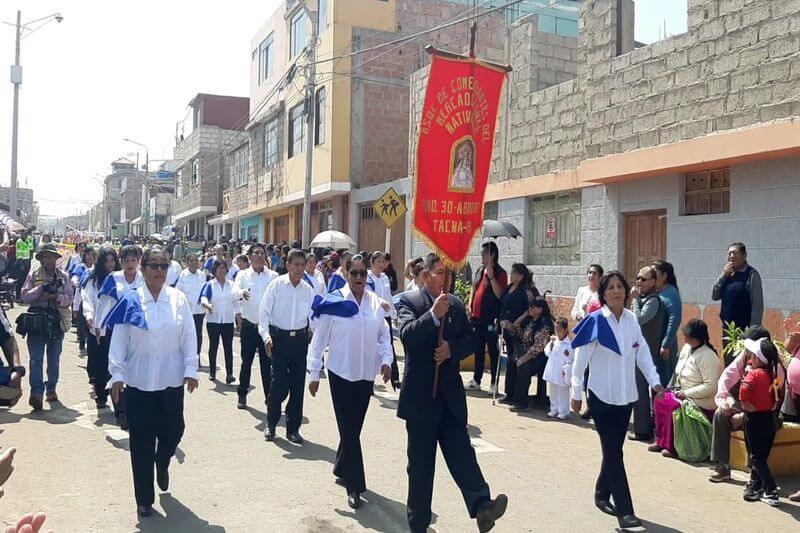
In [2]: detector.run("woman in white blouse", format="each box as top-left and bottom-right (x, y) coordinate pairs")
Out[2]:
(367, 250), (400, 390)
(571, 264), (603, 321)
(176, 253), (207, 367)
(307, 255), (393, 510)
(571, 271), (664, 531)
(106, 246), (198, 518)
(200, 259), (244, 383)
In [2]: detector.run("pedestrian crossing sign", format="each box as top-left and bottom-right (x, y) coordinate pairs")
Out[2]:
(373, 187), (406, 229)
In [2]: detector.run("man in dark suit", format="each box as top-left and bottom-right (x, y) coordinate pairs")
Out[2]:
(396, 253), (508, 533)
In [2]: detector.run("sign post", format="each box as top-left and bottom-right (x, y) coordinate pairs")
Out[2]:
(373, 187), (407, 255)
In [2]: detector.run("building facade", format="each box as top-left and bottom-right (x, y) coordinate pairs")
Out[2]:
(172, 93), (250, 239)
(408, 0), (800, 343)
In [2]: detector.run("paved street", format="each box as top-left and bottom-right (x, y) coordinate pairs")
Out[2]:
(1, 308), (799, 532)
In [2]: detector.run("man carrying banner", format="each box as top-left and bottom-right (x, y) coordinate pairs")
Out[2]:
(405, 40), (510, 532)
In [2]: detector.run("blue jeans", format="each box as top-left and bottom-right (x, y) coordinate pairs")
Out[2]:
(27, 334), (63, 397)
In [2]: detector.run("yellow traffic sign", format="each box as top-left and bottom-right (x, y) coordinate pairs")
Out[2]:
(373, 187), (407, 229)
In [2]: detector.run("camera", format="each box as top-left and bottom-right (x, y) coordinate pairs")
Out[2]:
(42, 278), (65, 295)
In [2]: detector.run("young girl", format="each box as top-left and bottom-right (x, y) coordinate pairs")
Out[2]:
(543, 317), (573, 419)
(739, 337), (781, 507)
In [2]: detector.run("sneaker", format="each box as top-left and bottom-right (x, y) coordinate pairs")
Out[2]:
(28, 394), (43, 411)
(546, 410), (557, 418)
(789, 490), (800, 502)
(760, 491), (780, 507)
(708, 465), (731, 483)
(647, 444), (662, 453)
(556, 413), (570, 420)
(465, 379), (480, 390)
(743, 483), (763, 502)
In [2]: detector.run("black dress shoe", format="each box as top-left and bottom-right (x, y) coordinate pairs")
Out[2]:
(226, 375), (235, 385)
(209, 374), (216, 382)
(237, 396), (246, 409)
(117, 414), (128, 431)
(347, 491), (362, 509)
(157, 467), (169, 492)
(264, 426), (276, 441)
(137, 505), (152, 517)
(475, 494), (508, 533)
(287, 432), (304, 445)
(627, 433), (653, 442)
(618, 515), (642, 530)
(509, 405), (529, 413)
(594, 496), (616, 516)
(498, 396), (514, 405)
(580, 410), (592, 420)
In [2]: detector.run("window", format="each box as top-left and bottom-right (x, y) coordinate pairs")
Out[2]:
(484, 201), (498, 221)
(684, 168), (730, 215)
(258, 34), (274, 84)
(315, 87), (326, 145)
(290, 11), (308, 58)
(176, 169), (183, 197)
(288, 104), (305, 158)
(526, 192), (581, 266)
(263, 119), (279, 168)
(231, 146), (250, 188)
(191, 159), (200, 186)
(319, 0), (328, 31)
(313, 200), (333, 233)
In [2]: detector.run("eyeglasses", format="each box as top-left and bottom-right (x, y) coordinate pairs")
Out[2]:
(636, 276), (653, 281)
(349, 269), (368, 278)
(146, 263), (170, 271)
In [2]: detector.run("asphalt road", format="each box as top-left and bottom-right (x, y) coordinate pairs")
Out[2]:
(1, 307), (799, 532)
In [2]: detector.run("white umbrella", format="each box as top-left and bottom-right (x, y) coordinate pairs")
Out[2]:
(309, 230), (357, 250)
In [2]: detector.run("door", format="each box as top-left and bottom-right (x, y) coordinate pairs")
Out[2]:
(359, 205), (384, 253)
(275, 215), (290, 244)
(623, 210), (667, 284)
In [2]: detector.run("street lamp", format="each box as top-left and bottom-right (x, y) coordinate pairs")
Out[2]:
(122, 137), (150, 232)
(6, 10), (64, 221)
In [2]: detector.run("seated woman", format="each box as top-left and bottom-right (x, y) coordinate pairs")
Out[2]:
(649, 319), (722, 458)
(510, 297), (554, 413)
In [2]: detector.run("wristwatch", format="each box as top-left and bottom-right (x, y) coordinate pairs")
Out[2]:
(12, 366), (25, 377)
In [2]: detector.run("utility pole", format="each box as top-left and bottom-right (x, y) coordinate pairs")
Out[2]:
(301, 3), (319, 248)
(9, 10), (22, 220)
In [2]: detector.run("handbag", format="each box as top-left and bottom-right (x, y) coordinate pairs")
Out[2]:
(673, 400), (713, 463)
(15, 307), (62, 340)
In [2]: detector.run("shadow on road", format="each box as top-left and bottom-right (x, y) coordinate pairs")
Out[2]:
(273, 437), (335, 464)
(135, 493), (225, 532)
(0, 402), (81, 426)
(334, 489), (431, 533)
(615, 519), (683, 533)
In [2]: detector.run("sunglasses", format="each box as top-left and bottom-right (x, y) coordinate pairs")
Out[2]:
(636, 276), (653, 281)
(349, 269), (368, 278)
(146, 263), (170, 271)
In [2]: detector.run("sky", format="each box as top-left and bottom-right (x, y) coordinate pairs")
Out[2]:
(0, 0), (688, 219)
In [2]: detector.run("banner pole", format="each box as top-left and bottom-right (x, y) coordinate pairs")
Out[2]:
(432, 267), (450, 398)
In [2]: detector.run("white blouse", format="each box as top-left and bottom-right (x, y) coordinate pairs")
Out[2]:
(176, 269), (207, 315)
(108, 286), (198, 391)
(307, 285), (393, 382)
(571, 306), (661, 405)
(200, 279), (244, 324)
(367, 271), (396, 319)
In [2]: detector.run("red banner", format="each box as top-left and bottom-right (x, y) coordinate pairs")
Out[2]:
(413, 54), (507, 269)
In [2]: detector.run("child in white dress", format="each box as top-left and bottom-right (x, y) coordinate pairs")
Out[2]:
(543, 317), (573, 419)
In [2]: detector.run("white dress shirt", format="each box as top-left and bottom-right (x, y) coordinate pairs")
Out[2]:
(200, 279), (243, 324)
(234, 266), (278, 324)
(81, 276), (101, 327)
(176, 269), (207, 315)
(166, 260), (183, 287)
(108, 285), (199, 391)
(367, 271), (396, 319)
(258, 274), (315, 344)
(307, 284), (393, 382)
(571, 306), (661, 405)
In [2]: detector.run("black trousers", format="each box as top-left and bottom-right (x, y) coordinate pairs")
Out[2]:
(266, 327), (308, 433)
(588, 391), (635, 517)
(76, 309), (88, 349)
(385, 317), (400, 384)
(126, 386), (185, 507)
(85, 321), (97, 382)
(503, 334), (519, 397)
(405, 407), (490, 532)
(238, 319), (271, 400)
(514, 355), (548, 408)
(192, 314), (204, 363)
(632, 368), (654, 437)
(15, 259), (30, 300)
(329, 370), (373, 494)
(472, 321), (500, 385)
(90, 333), (126, 416)
(206, 322), (234, 378)
(744, 411), (777, 493)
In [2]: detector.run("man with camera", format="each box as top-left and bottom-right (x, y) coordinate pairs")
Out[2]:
(20, 243), (74, 411)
